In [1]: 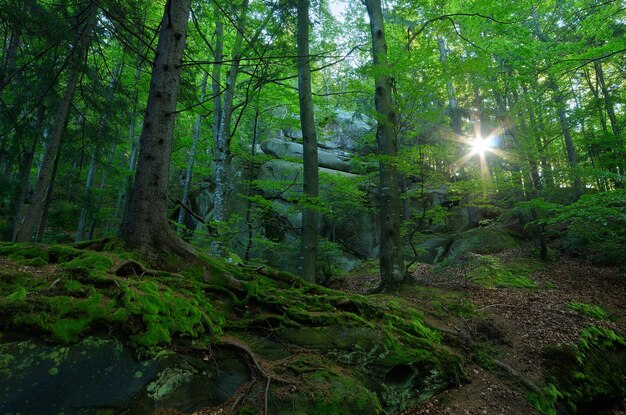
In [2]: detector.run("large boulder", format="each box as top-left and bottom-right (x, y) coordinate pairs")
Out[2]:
(413, 237), (454, 264)
(261, 138), (352, 172)
(319, 109), (375, 151)
(443, 227), (519, 264)
(257, 159), (359, 199)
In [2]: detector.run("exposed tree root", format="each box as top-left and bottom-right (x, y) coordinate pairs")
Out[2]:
(110, 259), (184, 279)
(493, 359), (542, 394)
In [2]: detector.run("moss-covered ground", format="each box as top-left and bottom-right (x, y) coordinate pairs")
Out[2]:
(0, 241), (462, 414)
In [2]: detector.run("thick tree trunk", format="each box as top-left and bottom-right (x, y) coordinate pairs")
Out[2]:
(178, 72), (208, 226)
(211, 0), (249, 256)
(120, 0), (195, 263)
(15, 3), (97, 242)
(296, 0), (319, 283)
(364, 0), (407, 289)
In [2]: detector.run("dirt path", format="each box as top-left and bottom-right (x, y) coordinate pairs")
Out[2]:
(332, 254), (626, 415)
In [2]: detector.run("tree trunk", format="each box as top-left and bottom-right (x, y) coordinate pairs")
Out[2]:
(0, 29), (20, 93)
(76, 155), (98, 241)
(36, 147), (62, 243)
(120, 0), (195, 263)
(530, 6), (583, 196)
(119, 61), (144, 227)
(437, 37), (461, 135)
(364, 0), (407, 290)
(244, 105), (260, 261)
(87, 144), (116, 240)
(595, 61), (625, 181)
(178, 72), (209, 226)
(15, 3), (98, 242)
(296, 0), (319, 283)
(211, 0), (249, 256)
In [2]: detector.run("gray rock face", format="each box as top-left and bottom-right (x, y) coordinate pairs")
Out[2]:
(0, 337), (160, 414)
(261, 138), (352, 172)
(413, 237), (454, 264)
(319, 109), (375, 151)
(0, 336), (249, 415)
(257, 159), (359, 199)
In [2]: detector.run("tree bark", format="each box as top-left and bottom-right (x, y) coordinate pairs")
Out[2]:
(530, 6), (583, 196)
(120, 61), (144, 227)
(211, 0), (249, 256)
(364, 0), (407, 290)
(76, 155), (98, 241)
(437, 37), (461, 135)
(296, 0), (319, 283)
(15, 2), (98, 242)
(120, 0), (195, 263)
(178, 72), (209, 226)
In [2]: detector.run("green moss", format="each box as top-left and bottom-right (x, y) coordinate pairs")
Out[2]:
(536, 326), (626, 414)
(0, 242), (82, 265)
(7, 287), (27, 303)
(63, 279), (86, 294)
(0, 242), (464, 413)
(63, 253), (113, 272)
(468, 255), (538, 288)
(18, 257), (48, 267)
(528, 383), (562, 415)
(473, 342), (499, 369)
(567, 303), (610, 320)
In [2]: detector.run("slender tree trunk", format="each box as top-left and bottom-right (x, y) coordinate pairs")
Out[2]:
(211, 0), (249, 256)
(76, 155), (98, 241)
(211, 11), (224, 152)
(595, 61), (621, 141)
(548, 78), (583, 195)
(526, 83), (554, 190)
(15, 3), (98, 242)
(530, 6), (583, 196)
(583, 67), (609, 136)
(120, 61), (144, 227)
(296, 0), (319, 283)
(244, 105), (260, 261)
(178, 72), (209, 226)
(364, 0), (407, 290)
(87, 144), (116, 239)
(120, 0), (195, 263)
(595, 61), (625, 182)
(6, 140), (36, 241)
(36, 147), (62, 242)
(437, 37), (461, 135)
(0, 30), (19, 93)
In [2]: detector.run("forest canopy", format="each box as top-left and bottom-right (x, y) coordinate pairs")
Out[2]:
(0, 0), (624, 272)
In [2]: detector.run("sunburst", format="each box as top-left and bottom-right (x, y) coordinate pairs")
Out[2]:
(453, 124), (508, 180)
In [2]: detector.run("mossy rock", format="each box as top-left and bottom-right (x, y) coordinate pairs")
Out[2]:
(443, 227), (519, 264)
(467, 255), (540, 288)
(532, 326), (626, 414)
(270, 358), (382, 415)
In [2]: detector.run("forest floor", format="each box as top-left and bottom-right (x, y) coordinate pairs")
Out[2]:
(330, 250), (626, 415)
